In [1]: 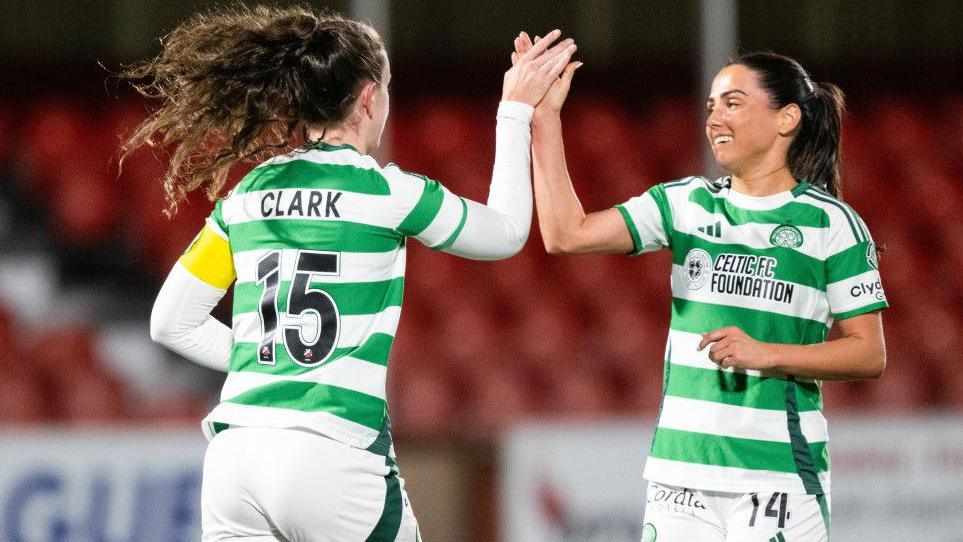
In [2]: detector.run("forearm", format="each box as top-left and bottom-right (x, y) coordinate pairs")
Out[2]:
(768, 335), (885, 381)
(445, 101), (533, 260)
(531, 112), (589, 254)
(150, 263), (234, 372)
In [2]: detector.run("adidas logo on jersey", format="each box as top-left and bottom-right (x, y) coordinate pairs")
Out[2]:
(698, 221), (722, 238)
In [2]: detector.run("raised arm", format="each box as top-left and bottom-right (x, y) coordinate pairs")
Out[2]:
(429, 31), (580, 260)
(517, 35), (635, 255)
(442, 101), (534, 260)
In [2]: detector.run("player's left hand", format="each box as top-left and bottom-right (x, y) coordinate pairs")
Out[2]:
(501, 29), (577, 107)
(698, 326), (773, 371)
(512, 32), (581, 117)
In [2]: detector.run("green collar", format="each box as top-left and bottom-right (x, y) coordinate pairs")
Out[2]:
(308, 141), (361, 154)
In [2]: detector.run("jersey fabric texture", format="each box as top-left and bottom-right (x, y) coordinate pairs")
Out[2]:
(616, 176), (888, 495)
(199, 141), (471, 456)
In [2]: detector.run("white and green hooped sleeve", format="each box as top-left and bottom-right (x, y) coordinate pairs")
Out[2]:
(390, 101), (535, 260)
(615, 183), (673, 255)
(824, 209), (889, 319)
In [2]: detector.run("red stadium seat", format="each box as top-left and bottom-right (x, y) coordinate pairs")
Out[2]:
(942, 363), (963, 411)
(0, 305), (12, 354)
(142, 392), (211, 426)
(21, 99), (109, 198)
(463, 365), (535, 433)
(0, 369), (51, 425)
(865, 361), (932, 412)
(389, 368), (459, 437)
(509, 294), (580, 366)
(566, 97), (639, 156)
(49, 167), (120, 246)
(430, 290), (503, 362)
(59, 373), (129, 425)
(3, 86), (959, 434)
(540, 364), (615, 419)
(589, 297), (664, 361)
(18, 326), (132, 423)
(865, 96), (939, 167)
(612, 353), (665, 416)
(820, 381), (867, 412)
(485, 249), (546, 298)
(939, 97), (963, 172)
(26, 326), (99, 380)
(392, 97), (492, 195)
(642, 96), (702, 180)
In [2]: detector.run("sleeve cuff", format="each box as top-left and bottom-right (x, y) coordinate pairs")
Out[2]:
(431, 197), (469, 251)
(833, 301), (889, 321)
(615, 204), (645, 256)
(497, 101), (535, 123)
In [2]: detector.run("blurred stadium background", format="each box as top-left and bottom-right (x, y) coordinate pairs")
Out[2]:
(0, 1), (961, 541)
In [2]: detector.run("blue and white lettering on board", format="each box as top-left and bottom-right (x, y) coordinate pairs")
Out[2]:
(0, 430), (207, 542)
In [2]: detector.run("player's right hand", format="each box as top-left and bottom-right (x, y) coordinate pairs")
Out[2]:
(501, 29), (577, 107)
(511, 32), (582, 117)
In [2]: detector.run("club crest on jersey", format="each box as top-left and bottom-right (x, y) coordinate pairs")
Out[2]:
(770, 225), (803, 248)
(683, 249), (712, 290)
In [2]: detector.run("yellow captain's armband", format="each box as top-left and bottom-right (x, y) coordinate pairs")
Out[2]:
(179, 225), (236, 290)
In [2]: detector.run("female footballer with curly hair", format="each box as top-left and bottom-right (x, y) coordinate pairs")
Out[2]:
(128, 5), (575, 540)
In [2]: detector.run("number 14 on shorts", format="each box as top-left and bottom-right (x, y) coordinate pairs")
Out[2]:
(642, 482), (828, 541)
(749, 492), (788, 529)
(736, 490), (829, 542)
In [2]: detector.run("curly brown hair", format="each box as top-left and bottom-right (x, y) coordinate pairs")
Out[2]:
(120, 4), (385, 216)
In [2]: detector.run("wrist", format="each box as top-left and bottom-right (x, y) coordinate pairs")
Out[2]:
(501, 91), (534, 107)
(531, 108), (562, 127)
(497, 101), (535, 123)
(763, 343), (785, 371)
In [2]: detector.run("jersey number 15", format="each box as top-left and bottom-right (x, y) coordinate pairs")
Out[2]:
(255, 250), (341, 367)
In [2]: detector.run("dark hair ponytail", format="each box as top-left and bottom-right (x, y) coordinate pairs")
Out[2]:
(120, 5), (386, 216)
(730, 52), (845, 198)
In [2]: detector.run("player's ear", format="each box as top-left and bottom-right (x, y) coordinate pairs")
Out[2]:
(778, 103), (801, 136)
(358, 81), (377, 120)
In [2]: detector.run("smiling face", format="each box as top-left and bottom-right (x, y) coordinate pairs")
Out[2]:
(705, 64), (792, 177)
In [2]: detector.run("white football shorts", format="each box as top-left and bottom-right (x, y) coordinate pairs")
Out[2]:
(641, 481), (829, 542)
(201, 426), (420, 541)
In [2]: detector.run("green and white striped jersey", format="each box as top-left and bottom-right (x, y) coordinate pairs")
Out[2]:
(200, 142), (470, 456)
(617, 176), (888, 495)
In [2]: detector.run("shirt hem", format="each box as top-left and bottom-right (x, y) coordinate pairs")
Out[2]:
(202, 411), (388, 456)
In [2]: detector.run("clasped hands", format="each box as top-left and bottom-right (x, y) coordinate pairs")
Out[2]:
(501, 29), (582, 114)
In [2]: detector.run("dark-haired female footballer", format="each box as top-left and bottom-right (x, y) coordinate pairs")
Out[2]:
(129, 5), (575, 540)
(516, 36), (887, 542)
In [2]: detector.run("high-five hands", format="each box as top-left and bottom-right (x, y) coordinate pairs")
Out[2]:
(502, 29), (578, 107)
(511, 31), (582, 116)
(697, 326), (775, 371)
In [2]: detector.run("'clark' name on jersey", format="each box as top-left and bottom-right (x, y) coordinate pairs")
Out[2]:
(260, 190), (342, 218)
